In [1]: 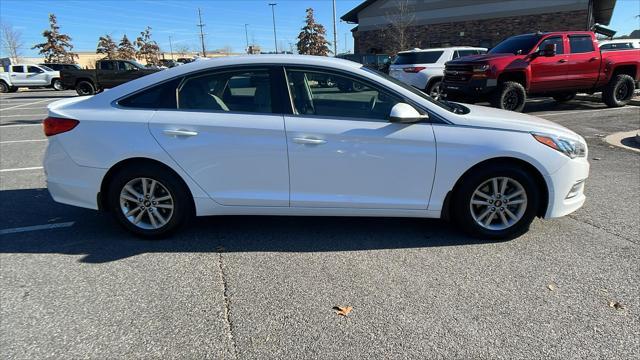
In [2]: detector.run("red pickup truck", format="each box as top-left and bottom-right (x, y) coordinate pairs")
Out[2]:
(441, 31), (639, 112)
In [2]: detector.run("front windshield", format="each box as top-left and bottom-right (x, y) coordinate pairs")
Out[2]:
(40, 65), (54, 71)
(489, 34), (542, 55)
(362, 67), (460, 113)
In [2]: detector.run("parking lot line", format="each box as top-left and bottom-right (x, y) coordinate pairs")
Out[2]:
(0, 139), (47, 144)
(2, 99), (53, 111)
(539, 106), (639, 117)
(0, 123), (42, 128)
(1, 113), (48, 118)
(0, 166), (44, 172)
(0, 221), (75, 235)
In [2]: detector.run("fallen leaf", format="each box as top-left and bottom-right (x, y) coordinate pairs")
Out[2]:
(609, 301), (624, 310)
(333, 306), (353, 317)
(593, 157), (602, 161)
(547, 283), (557, 291)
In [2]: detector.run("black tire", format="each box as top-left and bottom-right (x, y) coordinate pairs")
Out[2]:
(427, 80), (442, 100)
(0, 81), (8, 93)
(107, 163), (192, 238)
(552, 92), (576, 102)
(76, 80), (95, 96)
(52, 78), (63, 91)
(452, 163), (540, 240)
(602, 74), (635, 107)
(490, 81), (526, 112)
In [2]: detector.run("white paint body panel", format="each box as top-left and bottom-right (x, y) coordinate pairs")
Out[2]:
(42, 55), (588, 222)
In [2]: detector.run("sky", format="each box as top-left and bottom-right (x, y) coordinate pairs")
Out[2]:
(1, 0), (639, 58)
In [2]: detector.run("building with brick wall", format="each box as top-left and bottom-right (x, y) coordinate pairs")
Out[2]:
(341, 0), (616, 54)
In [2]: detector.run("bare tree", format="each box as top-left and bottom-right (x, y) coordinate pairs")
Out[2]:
(384, 0), (416, 54)
(1, 22), (24, 62)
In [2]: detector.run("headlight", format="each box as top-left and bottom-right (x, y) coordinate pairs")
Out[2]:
(532, 133), (586, 158)
(473, 64), (490, 72)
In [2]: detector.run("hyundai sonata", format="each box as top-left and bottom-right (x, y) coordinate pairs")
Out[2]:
(43, 55), (589, 239)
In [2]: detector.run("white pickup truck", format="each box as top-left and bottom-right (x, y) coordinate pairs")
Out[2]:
(0, 64), (63, 93)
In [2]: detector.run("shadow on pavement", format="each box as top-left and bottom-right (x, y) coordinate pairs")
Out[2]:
(1, 95), (76, 100)
(0, 188), (482, 264)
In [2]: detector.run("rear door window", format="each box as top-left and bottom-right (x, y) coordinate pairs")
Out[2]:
(11, 65), (24, 73)
(569, 35), (595, 53)
(393, 51), (444, 65)
(99, 61), (116, 70)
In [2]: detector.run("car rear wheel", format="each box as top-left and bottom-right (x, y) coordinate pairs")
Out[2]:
(427, 80), (442, 100)
(603, 74), (635, 107)
(0, 81), (8, 93)
(452, 164), (540, 240)
(552, 92), (576, 102)
(52, 78), (63, 91)
(108, 164), (192, 238)
(490, 81), (526, 112)
(76, 80), (95, 96)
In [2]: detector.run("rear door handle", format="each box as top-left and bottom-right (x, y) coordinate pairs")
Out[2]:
(163, 129), (198, 137)
(293, 137), (327, 145)
(558, 59), (567, 63)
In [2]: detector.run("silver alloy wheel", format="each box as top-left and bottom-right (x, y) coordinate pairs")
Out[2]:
(53, 79), (63, 91)
(469, 177), (528, 231)
(119, 177), (174, 230)
(429, 82), (441, 100)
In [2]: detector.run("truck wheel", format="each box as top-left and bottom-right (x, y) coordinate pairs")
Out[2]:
(552, 92), (576, 103)
(603, 74), (635, 107)
(491, 81), (526, 112)
(52, 79), (64, 91)
(0, 81), (8, 93)
(76, 81), (95, 96)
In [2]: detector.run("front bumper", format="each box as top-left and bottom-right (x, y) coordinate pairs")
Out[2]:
(441, 78), (497, 98)
(543, 156), (590, 219)
(44, 137), (106, 210)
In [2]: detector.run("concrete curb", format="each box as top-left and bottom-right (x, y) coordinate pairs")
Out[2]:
(604, 129), (640, 153)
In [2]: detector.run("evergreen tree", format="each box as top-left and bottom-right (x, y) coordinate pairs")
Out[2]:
(135, 26), (160, 66)
(32, 14), (78, 63)
(296, 8), (331, 56)
(117, 34), (136, 60)
(96, 35), (118, 59)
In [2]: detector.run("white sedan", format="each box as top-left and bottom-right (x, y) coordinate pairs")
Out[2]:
(43, 55), (589, 239)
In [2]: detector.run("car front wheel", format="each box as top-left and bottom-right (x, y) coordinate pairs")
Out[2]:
(52, 79), (63, 91)
(491, 81), (526, 112)
(108, 164), (192, 238)
(76, 81), (95, 96)
(452, 164), (540, 240)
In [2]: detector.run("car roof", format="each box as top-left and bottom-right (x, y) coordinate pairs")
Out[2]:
(397, 47), (486, 54)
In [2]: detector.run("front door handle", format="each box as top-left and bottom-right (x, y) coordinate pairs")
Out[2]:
(589, 57), (599, 61)
(293, 137), (327, 145)
(163, 129), (198, 137)
(558, 59), (567, 63)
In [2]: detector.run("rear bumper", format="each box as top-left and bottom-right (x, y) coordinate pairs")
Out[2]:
(543, 156), (590, 219)
(44, 138), (106, 210)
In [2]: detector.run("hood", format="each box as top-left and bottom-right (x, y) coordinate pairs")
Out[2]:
(452, 104), (582, 141)
(447, 53), (519, 64)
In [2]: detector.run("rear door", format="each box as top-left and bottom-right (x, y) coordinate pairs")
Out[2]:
(9, 65), (27, 85)
(97, 61), (118, 88)
(148, 66), (290, 207)
(529, 36), (569, 92)
(566, 34), (600, 89)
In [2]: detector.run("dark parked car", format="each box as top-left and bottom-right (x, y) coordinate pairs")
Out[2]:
(39, 63), (81, 71)
(60, 59), (159, 95)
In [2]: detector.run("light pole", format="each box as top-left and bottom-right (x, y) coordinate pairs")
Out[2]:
(169, 36), (174, 60)
(332, 0), (337, 56)
(268, 3), (278, 53)
(244, 24), (249, 53)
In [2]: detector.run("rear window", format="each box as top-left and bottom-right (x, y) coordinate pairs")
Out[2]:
(393, 51), (444, 65)
(118, 78), (181, 109)
(569, 35), (595, 53)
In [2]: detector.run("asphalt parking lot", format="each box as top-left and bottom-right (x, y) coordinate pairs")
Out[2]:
(1, 89), (639, 359)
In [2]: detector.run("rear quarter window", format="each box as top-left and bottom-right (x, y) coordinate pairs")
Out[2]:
(118, 78), (181, 109)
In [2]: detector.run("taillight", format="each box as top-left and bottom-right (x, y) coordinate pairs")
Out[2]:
(403, 66), (426, 73)
(43, 117), (79, 136)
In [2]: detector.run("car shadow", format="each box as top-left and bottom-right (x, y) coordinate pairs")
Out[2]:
(0, 188), (485, 264)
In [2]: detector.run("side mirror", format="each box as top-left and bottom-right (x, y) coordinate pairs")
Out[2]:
(539, 43), (556, 57)
(389, 103), (428, 123)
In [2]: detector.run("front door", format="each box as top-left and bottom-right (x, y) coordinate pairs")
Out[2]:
(529, 36), (568, 93)
(26, 66), (48, 86)
(283, 68), (437, 209)
(148, 67), (290, 206)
